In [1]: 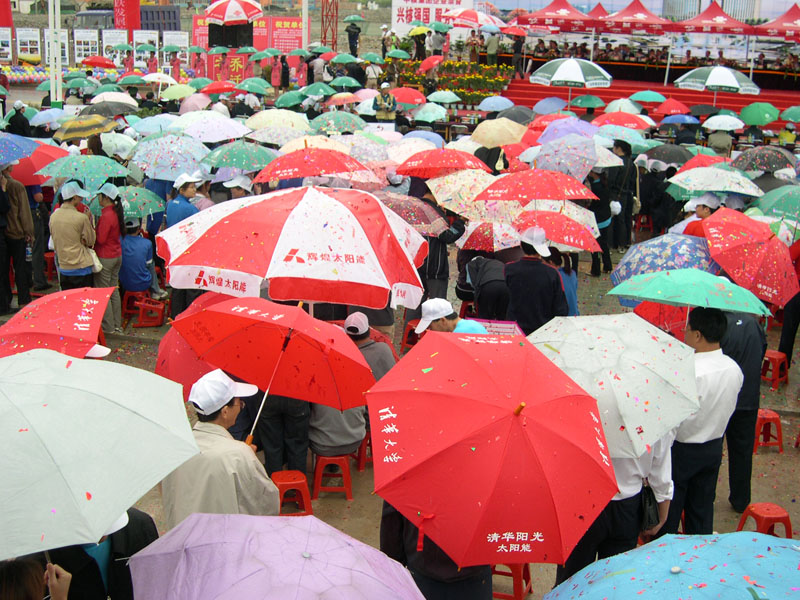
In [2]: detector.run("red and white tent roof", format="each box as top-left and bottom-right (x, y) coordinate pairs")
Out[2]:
(600, 0), (673, 34)
(518, 0), (598, 32)
(755, 3), (800, 40)
(674, 0), (753, 35)
(587, 3), (609, 18)
(204, 0), (263, 26)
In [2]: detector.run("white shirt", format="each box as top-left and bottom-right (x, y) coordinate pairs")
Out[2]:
(676, 349), (743, 444)
(611, 434), (675, 502)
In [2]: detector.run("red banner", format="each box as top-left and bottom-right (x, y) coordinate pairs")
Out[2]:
(115, 0), (141, 38)
(0, 2), (13, 30)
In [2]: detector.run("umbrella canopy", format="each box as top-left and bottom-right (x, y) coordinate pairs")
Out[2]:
(161, 84), (196, 101)
(591, 111), (651, 130)
(9, 143), (69, 185)
(184, 117), (251, 143)
(633, 301), (687, 341)
(81, 102), (137, 118)
(280, 135), (349, 154)
(668, 166), (763, 197)
(30, 108), (65, 127)
(739, 101), (779, 126)
(188, 77), (213, 90)
(53, 115), (118, 142)
(732, 146), (795, 172)
(132, 114), (179, 135)
(333, 135), (389, 164)
(702, 114), (745, 131)
(91, 91), (139, 107)
(496, 106), (536, 125)
(274, 90), (307, 108)
(200, 80), (236, 95)
(530, 58), (613, 89)
(0, 349), (198, 561)
(780, 105), (800, 122)
(108, 186), (165, 219)
(255, 148), (380, 187)
(302, 82), (337, 97)
(412, 102), (448, 123)
(391, 87), (427, 107)
(702, 207), (800, 306)
(536, 117), (598, 145)
(427, 168), (497, 213)
(629, 89), (666, 103)
(608, 268), (770, 316)
(533, 96), (568, 115)
(368, 332), (618, 567)
(310, 111), (366, 135)
(404, 129), (445, 148)
(0, 288), (113, 359)
(99, 132), (136, 160)
(131, 514), (425, 600)
(455, 220), (521, 252)
(131, 132), (210, 180)
(396, 148), (491, 179)
(674, 66), (760, 97)
(0, 132), (39, 164)
(331, 53), (357, 64)
(643, 143), (693, 167)
(156, 186), (427, 310)
(246, 109), (310, 131)
(570, 94), (605, 108)
(143, 72), (178, 86)
(675, 153), (729, 174)
(427, 90), (461, 104)
(471, 117), (527, 148)
(204, 0), (263, 25)
(118, 74), (147, 86)
(167, 109), (230, 131)
(389, 138), (438, 163)
(749, 185), (800, 218)
(530, 313), (698, 458)
(247, 125), (305, 147)
(546, 532), (799, 600)
(329, 76), (361, 89)
(654, 97), (690, 115)
(372, 191), (449, 236)
(604, 98), (642, 114)
(37, 154), (128, 190)
(513, 210), (601, 252)
(477, 96), (514, 111)
(201, 139), (276, 171)
(172, 298), (374, 410)
(442, 7), (506, 28)
(386, 49), (411, 59)
(534, 134), (598, 182)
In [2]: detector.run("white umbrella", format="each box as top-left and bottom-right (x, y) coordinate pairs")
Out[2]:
(143, 72), (178, 86)
(91, 92), (139, 108)
(702, 114), (746, 131)
(0, 349), (198, 561)
(100, 132), (136, 159)
(184, 117), (251, 143)
(355, 98), (377, 117)
(668, 166), (764, 197)
(388, 138), (437, 164)
(445, 136), (482, 154)
(167, 110), (230, 131)
(245, 109), (310, 131)
(604, 98), (642, 114)
(528, 314), (699, 458)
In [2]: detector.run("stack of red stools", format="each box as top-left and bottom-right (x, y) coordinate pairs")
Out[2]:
(736, 503), (793, 537)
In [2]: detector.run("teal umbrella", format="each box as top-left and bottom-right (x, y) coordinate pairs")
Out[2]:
(188, 46), (206, 54)
(780, 105), (800, 122)
(428, 21), (452, 33)
(136, 43), (157, 53)
(65, 78), (93, 90)
(749, 186), (800, 218)
(237, 46), (257, 54)
(312, 45), (333, 54)
(387, 49), (411, 59)
(628, 90), (666, 103)
(208, 46), (230, 55)
(409, 20), (426, 26)
(311, 112), (366, 134)
(188, 77), (213, 90)
(274, 91), (306, 108)
(608, 268), (770, 316)
(739, 101), (779, 126)
(302, 82), (337, 97)
(201, 139), (277, 170)
(88, 186), (164, 218)
(236, 78), (272, 94)
(361, 52), (384, 64)
(569, 94), (604, 108)
(38, 155), (128, 191)
(596, 124), (647, 152)
(93, 83), (124, 95)
(331, 53), (357, 65)
(330, 76), (361, 88)
(343, 14), (365, 22)
(413, 102), (448, 123)
(64, 71), (88, 81)
(162, 45), (182, 53)
(118, 75), (147, 86)
(113, 43), (134, 51)
(427, 90), (460, 104)
(36, 80), (51, 92)
(290, 48), (312, 58)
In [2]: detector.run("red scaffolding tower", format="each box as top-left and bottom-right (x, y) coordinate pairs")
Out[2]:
(321, 0), (339, 50)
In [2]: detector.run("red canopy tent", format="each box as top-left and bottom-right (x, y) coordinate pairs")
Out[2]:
(587, 3), (608, 19)
(600, 0), (673, 34)
(755, 3), (800, 40)
(518, 0), (598, 32)
(673, 0), (754, 35)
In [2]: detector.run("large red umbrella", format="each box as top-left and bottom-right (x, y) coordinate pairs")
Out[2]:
(529, 113), (571, 131)
(391, 87), (427, 106)
(676, 153), (729, 174)
(200, 80), (237, 95)
(253, 148), (380, 187)
(591, 112), (651, 130)
(11, 143), (69, 185)
(653, 98), (690, 116)
(633, 301), (687, 342)
(395, 149), (491, 179)
(513, 210), (601, 252)
(0, 288), (114, 359)
(418, 55), (444, 73)
(156, 186), (428, 310)
(367, 332), (617, 567)
(372, 191), (449, 237)
(703, 207), (800, 306)
(82, 55), (116, 69)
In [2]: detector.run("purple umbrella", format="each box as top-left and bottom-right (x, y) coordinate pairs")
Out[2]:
(537, 117), (599, 145)
(130, 513), (425, 600)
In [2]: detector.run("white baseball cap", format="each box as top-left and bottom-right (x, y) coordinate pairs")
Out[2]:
(60, 181), (91, 200)
(519, 226), (551, 257)
(189, 369), (258, 415)
(381, 82), (391, 89)
(415, 298), (455, 334)
(223, 174), (253, 192)
(695, 191), (721, 210)
(98, 182), (119, 200)
(344, 311), (369, 335)
(173, 172), (203, 190)
(381, 24), (388, 29)
(13, 100), (26, 110)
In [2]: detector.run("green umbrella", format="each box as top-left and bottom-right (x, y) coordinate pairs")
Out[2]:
(413, 102), (448, 123)
(161, 84), (196, 101)
(355, 130), (389, 145)
(361, 52), (384, 64)
(0, 85), (7, 96)
(749, 186), (800, 218)
(674, 66), (759, 105)
(38, 155), (128, 190)
(236, 78), (272, 94)
(427, 90), (460, 103)
(118, 75), (147, 86)
(717, 108), (738, 117)
(739, 102), (779, 126)
(188, 46), (206, 54)
(609, 268), (769, 316)
(201, 139), (277, 170)
(387, 49), (411, 59)
(162, 45), (182, 53)
(331, 53), (357, 64)
(136, 43), (157, 53)
(572, 93), (606, 108)
(409, 20), (426, 26)
(628, 90), (666, 103)
(5, 106), (38, 121)
(65, 78), (93, 90)
(780, 106), (800, 122)
(428, 21), (452, 33)
(530, 58), (612, 96)
(208, 46), (230, 55)
(685, 145), (717, 156)
(311, 111), (366, 134)
(93, 83), (124, 95)
(237, 46), (258, 54)
(289, 48), (312, 58)
(188, 77), (213, 90)
(89, 186), (164, 218)
(343, 14), (365, 22)
(312, 45), (333, 54)
(64, 71), (88, 81)
(330, 76), (361, 88)
(36, 80), (50, 91)
(302, 82), (337, 97)
(274, 90), (306, 108)
(113, 43), (134, 51)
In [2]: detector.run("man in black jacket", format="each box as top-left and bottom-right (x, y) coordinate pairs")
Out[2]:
(45, 508), (158, 600)
(0, 180), (10, 314)
(6, 101), (31, 137)
(720, 312), (767, 512)
(607, 140), (635, 251)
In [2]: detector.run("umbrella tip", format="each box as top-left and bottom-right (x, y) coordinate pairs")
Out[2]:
(514, 402), (526, 416)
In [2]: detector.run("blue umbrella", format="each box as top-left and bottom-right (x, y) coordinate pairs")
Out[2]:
(30, 108), (65, 127)
(480, 24), (501, 33)
(478, 96), (514, 112)
(610, 233), (720, 307)
(132, 114), (179, 136)
(0, 132), (40, 164)
(403, 130), (445, 148)
(533, 96), (568, 115)
(546, 531), (799, 599)
(661, 114), (700, 125)
(537, 117), (599, 145)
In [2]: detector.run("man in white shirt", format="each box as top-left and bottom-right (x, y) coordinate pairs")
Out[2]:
(662, 307), (743, 535)
(161, 370), (280, 528)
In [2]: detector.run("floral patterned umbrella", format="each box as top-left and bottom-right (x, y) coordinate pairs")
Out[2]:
(455, 220), (520, 252)
(201, 139), (277, 171)
(184, 117), (251, 144)
(246, 126), (306, 147)
(88, 186), (163, 218)
(245, 109), (310, 131)
(280, 135), (349, 154)
(131, 132), (210, 180)
(668, 166), (764, 197)
(427, 169), (497, 216)
(731, 146), (795, 173)
(387, 138), (437, 164)
(535, 134), (597, 182)
(372, 191), (449, 236)
(331, 135), (389, 164)
(310, 112), (366, 135)
(37, 155), (128, 191)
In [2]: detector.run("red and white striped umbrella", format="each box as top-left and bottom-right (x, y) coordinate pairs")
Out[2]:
(204, 0), (263, 25)
(443, 8), (505, 28)
(156, 187), (428, 310)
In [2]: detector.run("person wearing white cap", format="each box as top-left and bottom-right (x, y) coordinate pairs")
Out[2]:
(373, 83), (397, 123)
(165, 173), (202, 228)
(162, 369), (280, 529)
(414, 298), (487, 335)
(1, 161), (34, 310)
(222, 175), (253, 199)
(6, 100), (31, 137)
(120, 217), (168, 301)
(49, 181), (96, 291)
(504, 227), (568, 335)
(682, 192), (721, 238)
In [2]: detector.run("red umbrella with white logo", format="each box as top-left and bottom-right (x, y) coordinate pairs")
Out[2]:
(204, 0), (263, 25)
(396, 149), (491, 179)
(156, 187), (428, 310)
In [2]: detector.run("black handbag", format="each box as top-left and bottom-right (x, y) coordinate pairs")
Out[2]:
(640, 479), (660, 531)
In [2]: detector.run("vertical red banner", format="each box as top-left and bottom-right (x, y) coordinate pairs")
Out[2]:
(114, 0), (141, 40)
(0, 1), (14, 29)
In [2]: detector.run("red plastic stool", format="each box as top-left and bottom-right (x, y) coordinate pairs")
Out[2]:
(459, 300), (476, 318)
(767, 308), (784, 331)
(491, 564), (533, 600)
(311, 455), (353, 500)
(754, 409), (784, 454)
(634, 214), (653, 232)
(133, 298), (168, 328)
(736, 502), (793, 537)
(44, 252), (56, 281)
(122, 290), (149, 319)
(350, 434), (373, 472)
(400, 319), (421, 355)
(270, 470), (313, 516)
(761, 350), (789, 391)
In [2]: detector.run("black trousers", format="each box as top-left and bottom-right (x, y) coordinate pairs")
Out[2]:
(0, 229), (9, 311)
(591, 225), (613, 275)
(6, 237), (31, 305)
(170, 288), (202, 319)
(475, 280), (509, 320)
(410, 566), (492, 600)
(59, 272), (94, 291)
(31, 208), (48, 288)
(555, 492), (642, 585)
(663, 438), (724, 535)
(725, 409), (758, 512)
(257, 395), (310, 476)
(612, 194), (632, 249)
(778, 290), (800, 364)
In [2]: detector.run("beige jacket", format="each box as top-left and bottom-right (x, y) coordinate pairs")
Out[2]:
(49, 202), (96, 271)
(161, 422), (279, 529)
(5, 177), (34, 240)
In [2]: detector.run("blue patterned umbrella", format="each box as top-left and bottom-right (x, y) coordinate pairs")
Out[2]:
(611, 233), (720, 307)
(0, 132), (40, 164)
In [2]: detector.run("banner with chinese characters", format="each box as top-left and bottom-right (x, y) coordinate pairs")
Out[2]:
(0, 28), (11, 63)
(114, 0), (141, 36)
(270, 17), (306, 53)
(74, 29), (100, 65)
(391, 0), (472, 37)
(101, 29), (128, 65)
(43, 29), (69, 64)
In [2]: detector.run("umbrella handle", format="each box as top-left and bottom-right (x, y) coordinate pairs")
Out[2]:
(246, 331), (292, 446)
